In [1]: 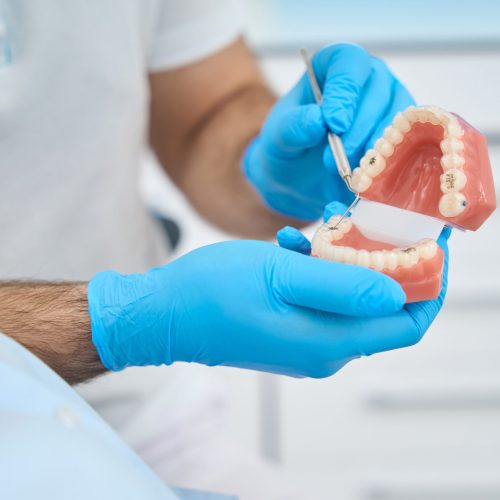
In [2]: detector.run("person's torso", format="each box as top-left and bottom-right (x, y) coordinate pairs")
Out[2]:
(0, 0), (168, 280)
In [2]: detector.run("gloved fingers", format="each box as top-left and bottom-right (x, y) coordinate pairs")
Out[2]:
(276, 226), (311, 255)
(323, 201), (349, 222)
(272, 104), (327, 153)
(402, 226), (451, 337)
(340, 310), (426, 357)
(318, 43), (373, 134)
(364, 78), (415, 151)
(323, 59), (414, 174)
(274, 249), (406, 316)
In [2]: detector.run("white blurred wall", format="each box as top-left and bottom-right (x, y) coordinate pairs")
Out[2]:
(140, 3), (500, 497)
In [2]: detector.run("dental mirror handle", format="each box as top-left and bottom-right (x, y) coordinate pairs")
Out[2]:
(300, 48), (356, 194)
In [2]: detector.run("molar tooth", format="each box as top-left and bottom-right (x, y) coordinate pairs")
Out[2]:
(360, 149), (386, 177)
(439, 192), (467, 218)
(339, 218), (353, 234)
(384, 251), (399, 271)
(419, 240), (438, 260)
(393, 112), (411, 133)
(440, 153), (465, 171)
(448, 122), (464, 138)
(374, 138), (394, 157)
(331, 245), (345, 263)
(342, 247), (357, 265)
(383, 126), (404, 145)
(370, 251), (385, 271)
(440, 138), (464, 154)
(440, 169), (467, 193)
(351, 167), (372, 193)
(397, 249), (417, 268)
(356, 250), (371, 268)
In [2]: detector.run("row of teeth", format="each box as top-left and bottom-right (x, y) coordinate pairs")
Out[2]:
(350, 105), (468, 219)
(311, 218), (438, 272)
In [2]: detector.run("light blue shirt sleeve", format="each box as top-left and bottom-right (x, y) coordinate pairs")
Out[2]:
(0, 333), (236, 500)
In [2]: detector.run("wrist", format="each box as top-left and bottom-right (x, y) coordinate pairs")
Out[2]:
(87, 269), (173, 371)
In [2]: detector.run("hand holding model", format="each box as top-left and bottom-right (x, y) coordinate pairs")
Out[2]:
(243, 43), (415, 220)
(88, 201), (450, 377)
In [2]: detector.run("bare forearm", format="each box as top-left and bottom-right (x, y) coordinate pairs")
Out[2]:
(0, 282), (105, 384)
(170, 86), (300, 237)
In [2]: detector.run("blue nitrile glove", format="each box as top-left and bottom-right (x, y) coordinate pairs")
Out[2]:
(87, 237), (425, 378)
(243, 43), (415, 221)
(277, 201), (452, 342)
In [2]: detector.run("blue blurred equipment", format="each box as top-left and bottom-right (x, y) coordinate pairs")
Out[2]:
(88, 238), (417, 378)
(243, 43), (415, 220)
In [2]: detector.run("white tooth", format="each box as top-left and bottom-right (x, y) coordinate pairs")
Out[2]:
(331, 245), (345, 263)
(403, 105), (417, 122)
(393, 112), (411, 133)
(356, 250), (371, 268)
(374, 138), (394, 157)
(342, 247), (357, 265)
(360, 150), (386, 177)
(329, 226), (345, 241)
(383, 126), (404, 145)
(397, 249), (418, 268)
(370, 251), (385, 271)
(322, 242), (335, 261)
(440, 169), (467, 193)
(440, 138), (464, 154)
(384, 251), (399, 271)
(439, 192), (467, 218)
(351, 168), (372, 193)
(414, 109), (431, 123)
(440, 153), (465, 171)
(340, 218), (353, 234)
(419, 240), (438, 260)
(448, 122), (464, 138)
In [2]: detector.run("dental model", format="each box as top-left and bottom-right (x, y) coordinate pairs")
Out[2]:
(312, 105), (496, 302)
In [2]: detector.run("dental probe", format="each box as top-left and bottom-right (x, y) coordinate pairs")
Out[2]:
(300, 48), (360, 229)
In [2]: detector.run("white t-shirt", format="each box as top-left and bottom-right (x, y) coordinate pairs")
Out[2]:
(0, 0), (245, 491)
(0, 0), (241, 280)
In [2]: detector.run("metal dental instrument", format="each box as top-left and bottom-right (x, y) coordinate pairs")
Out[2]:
(300, 48), (360, 229)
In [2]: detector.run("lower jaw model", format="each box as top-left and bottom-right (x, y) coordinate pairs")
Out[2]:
(311, 105), (496, 303)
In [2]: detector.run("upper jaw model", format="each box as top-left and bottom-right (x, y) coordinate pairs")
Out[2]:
(312, 105), (497, 303)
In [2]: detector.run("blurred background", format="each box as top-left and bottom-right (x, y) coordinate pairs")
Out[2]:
(141, 1), (500, 498)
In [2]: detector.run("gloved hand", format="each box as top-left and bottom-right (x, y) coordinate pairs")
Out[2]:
(277, 201), (452, 342)
(88, 236), (427, 378)
(243, 43), (415, 220)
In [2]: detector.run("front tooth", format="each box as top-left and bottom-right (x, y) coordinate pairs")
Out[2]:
(393, 112), (411, 133)
(419, 240), (438, 260)
(414, 109), (431, 123)
(356, 250), (371, 268)
(440, 153), (465, 171)
(375, 138), (394, 157)
(440, 138), (464, 154)
(351, 168), (372, 193)
(439, 192), (467, 217)
(403, 106), (417, 122)
(360, 150), (386, 177)
(370, 251), (385, 271)
(383, 126), (404, 145)
(342, 247), (357, 265)
(384, 251), (399, 271)
(440, 169), (467, 193)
